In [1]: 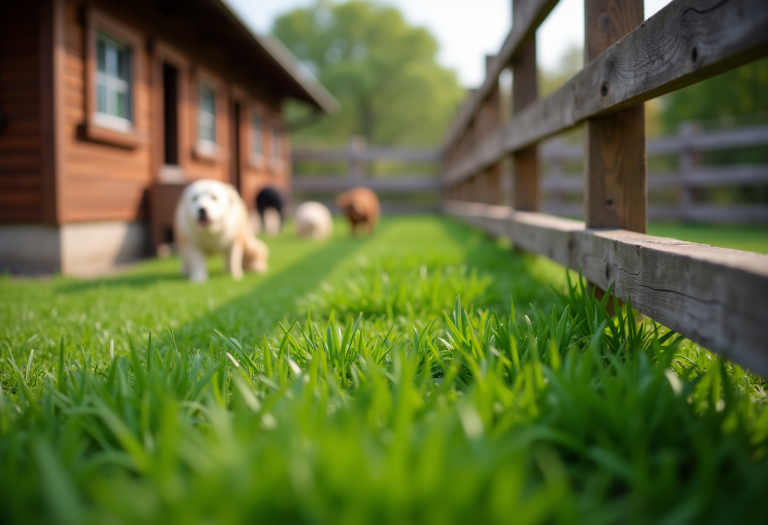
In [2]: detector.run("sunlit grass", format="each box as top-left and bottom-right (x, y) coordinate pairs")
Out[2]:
(1, 216), (766, 524)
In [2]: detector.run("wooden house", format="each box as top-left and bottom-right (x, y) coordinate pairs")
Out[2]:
(0, 0), (336, 274)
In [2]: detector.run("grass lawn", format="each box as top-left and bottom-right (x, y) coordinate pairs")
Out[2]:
(1, 216), (767, 524)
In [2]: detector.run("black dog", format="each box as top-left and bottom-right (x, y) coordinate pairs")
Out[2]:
(255, 186), (284, 234)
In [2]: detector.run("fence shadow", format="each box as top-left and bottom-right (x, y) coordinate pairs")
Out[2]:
(436, 216), (568, 313)
(172, 224), (384, 347)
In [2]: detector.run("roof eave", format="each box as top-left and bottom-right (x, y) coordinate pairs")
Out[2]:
(211, 0), (339, 115)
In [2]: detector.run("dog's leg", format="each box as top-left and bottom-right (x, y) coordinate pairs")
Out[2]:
(227, 242), (244, 280)
(186, 247), (208, 283)
(176, 235), (189, 276)
(179, 248), (189, 276)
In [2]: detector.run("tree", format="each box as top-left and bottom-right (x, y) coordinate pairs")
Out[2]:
(660, 57), (768, 133)
(273, 0), (465, 146)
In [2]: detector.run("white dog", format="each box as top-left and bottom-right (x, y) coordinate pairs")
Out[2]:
(174, 179), (268, 282)
(295, 201), (333, 240)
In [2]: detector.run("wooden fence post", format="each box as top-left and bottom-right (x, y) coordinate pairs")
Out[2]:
(349, 135), (366, 182)
(679, 121), (700, 222)
(548, 137), (565, 216)
(511, 0), (539, 210)
(485, 54), (504, 205)
(584, 0), (646, 232)
(584, 0), (645, 310)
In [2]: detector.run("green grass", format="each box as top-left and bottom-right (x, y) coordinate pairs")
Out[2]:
(1, 216), (767, 525)
(648, 222), (768, 253)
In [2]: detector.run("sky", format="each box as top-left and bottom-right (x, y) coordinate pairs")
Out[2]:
(228, 0), (674, 88)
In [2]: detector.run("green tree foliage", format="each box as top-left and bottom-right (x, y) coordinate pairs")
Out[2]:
(273, 0), (465, 146)
(660, 58), (768, 204)
(660, 57), (768, 132)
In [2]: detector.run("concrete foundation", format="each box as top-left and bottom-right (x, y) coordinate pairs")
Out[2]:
(0, 221), (149, 276)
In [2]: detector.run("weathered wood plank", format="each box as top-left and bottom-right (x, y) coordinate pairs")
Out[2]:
(444, 200), (768, 376)
(544, 166), (768, 191)
(293, 148), (441, 163)
(584, 0), (646, 231)
(443, 0), (560, 151)
(511, 3), (540, 211)
(541, 124), (768, 161)
(292, 177), (440, 193)
(444, 0), (768, 187)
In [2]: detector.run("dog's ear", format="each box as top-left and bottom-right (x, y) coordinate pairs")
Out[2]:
(226, 186), (238, 208)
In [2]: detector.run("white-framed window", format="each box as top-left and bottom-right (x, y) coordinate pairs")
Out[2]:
(272, 124), (281, 159)
(95, 32), (132, 131)
(199, 84), (217, 147)
(251, 112), (263, 156)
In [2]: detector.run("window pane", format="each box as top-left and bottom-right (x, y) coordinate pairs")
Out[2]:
(95, 32), (132, 124)
(116, 48), (128, 81)
(199, 86), (216, 143)
(252, 114), (262, 154)
(200, 124), (215, 143)
(106, 46), (117, 77)
(116, 91), (128, 119)
(201, 87), (215, 114)
(97, 40), (106, 73)
(97, 82), (107, 113)
(273, 126), (280, 158)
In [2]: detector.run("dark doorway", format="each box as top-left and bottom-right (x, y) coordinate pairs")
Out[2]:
(232, 101), (242, 190)
(162, 63), (179, 165)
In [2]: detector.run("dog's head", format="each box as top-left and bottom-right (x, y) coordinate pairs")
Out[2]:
(336, 191), (366, 220)
(183, 179), (232, 229)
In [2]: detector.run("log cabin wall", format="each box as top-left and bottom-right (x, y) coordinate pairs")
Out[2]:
(1, 0), (306, 274)
(58, 0), (291, 224)
(0, 1), (44, 223)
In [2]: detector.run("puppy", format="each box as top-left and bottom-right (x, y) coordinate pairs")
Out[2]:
(174, 179), (268, 282)
(295, 201), (333, 240)
(336, 187), (380, 235)
(255, 186), (284, 236)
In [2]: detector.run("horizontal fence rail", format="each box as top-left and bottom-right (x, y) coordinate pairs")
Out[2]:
(446, 200), (768, 375)
(540, 123), (768, 222)
(444, 0), (768, 187)
(442, 0), (768, 376)
(292, 137), (441, 213)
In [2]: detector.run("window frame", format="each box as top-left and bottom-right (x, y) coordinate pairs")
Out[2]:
(94, 31), (132, 131)
(270, 121), (286, 172)
(81, 8), (144, 149)
(248, 106), (265, 169)
(191, 70), (224, 162)
(197, 83), (217, 151)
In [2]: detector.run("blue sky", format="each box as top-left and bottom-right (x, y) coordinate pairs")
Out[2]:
(228, 0), (673, 88)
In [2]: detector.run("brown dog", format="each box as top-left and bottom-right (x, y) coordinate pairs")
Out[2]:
(336, 187), (380, 235)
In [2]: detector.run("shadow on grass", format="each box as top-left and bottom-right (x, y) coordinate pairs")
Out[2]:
(55, 268), (188, 293)
(436, 216), (568, 313)
(173, 225), (384, 346)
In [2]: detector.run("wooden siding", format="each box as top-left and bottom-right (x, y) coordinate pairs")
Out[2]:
(54, 0), (293, 224)
(237, 102), (291, 211)
(59, 0), (152, 223)
(0, 1), (43, 222)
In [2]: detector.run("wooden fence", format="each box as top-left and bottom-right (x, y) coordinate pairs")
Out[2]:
(540, 123), (768, 221)
(291, 137), (441, 213)
(291, 121), (768, 221)
(442, 0), (768, 376)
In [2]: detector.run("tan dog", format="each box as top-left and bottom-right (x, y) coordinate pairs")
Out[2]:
(174, 179), (268, 282)
(336, 187), (380, 235)
(295, 201), (333, 240)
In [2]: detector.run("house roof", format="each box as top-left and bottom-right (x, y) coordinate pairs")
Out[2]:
(174, 0), (339, 115)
